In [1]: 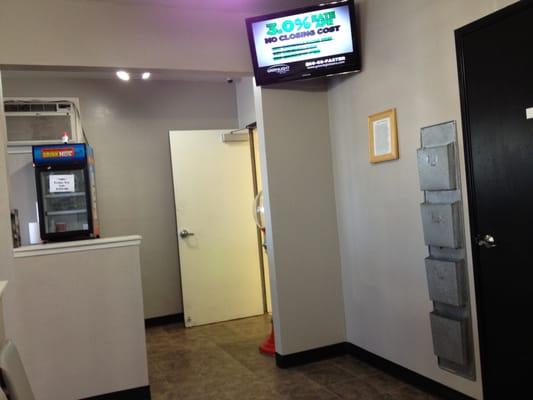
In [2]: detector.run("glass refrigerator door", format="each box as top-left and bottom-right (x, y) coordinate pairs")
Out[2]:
(39, 169), (89, 235)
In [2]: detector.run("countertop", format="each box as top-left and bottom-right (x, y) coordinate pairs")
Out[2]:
(13, 235), (142, 258)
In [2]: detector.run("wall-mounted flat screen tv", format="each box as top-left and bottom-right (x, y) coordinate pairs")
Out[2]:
(246, 1), (360, 86)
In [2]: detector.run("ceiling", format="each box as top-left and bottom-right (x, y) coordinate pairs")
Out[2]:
(0, 68), (249, 83)
(0, 0), (324, 82)
(82, 0), (318, 14)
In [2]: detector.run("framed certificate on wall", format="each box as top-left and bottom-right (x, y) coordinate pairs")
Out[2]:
(368, 108), (399, 163)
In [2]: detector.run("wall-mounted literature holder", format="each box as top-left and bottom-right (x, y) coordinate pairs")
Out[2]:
(417, 121), (475, 380)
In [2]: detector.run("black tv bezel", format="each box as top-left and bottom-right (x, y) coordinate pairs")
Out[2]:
(245, 0), (360, 86)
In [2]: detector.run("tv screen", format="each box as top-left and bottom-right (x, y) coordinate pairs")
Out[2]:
(246, 1), (360, 86)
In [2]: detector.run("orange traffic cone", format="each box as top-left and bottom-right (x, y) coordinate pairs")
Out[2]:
(259, 319), (275, 356)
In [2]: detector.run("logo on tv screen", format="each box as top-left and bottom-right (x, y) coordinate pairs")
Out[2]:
(41, 147), (75, 159)
(267, 64), (290, 75)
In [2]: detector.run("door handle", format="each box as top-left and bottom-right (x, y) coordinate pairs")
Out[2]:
(477, 234), (496, 249)
(179, 229), (195, 239)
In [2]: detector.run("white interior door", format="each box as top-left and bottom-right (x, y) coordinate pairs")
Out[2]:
(169, 130), (264, 327)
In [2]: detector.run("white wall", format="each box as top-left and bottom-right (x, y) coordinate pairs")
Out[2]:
(255, 82), (345, 355)
(0, 282), (6, 344)
(0, 0), (315, 74)
(327, 0), (516, 398)
(236, 77), (257, 128)
(0, 74), (15, 350)
(0, 74), (12, 282)
(2, 76), (238, 318)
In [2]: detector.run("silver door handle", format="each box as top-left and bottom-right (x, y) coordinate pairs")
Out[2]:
(179, 229), (195, 239)
(477, 234), (496, 248)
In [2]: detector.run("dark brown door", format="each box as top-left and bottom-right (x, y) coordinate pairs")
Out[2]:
(456, 2), (533, 398)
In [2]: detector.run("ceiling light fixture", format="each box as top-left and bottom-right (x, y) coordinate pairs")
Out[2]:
(116, 70), (130, 81)
(142, 72), (151, 80)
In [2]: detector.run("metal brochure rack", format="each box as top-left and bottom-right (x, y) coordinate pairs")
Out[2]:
(417, 121), (475, 379)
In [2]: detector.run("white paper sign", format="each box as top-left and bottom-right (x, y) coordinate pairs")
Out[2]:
(526, 107), (533, 120)
(49, 175), (75, 193)
(373, 117), (392, 156)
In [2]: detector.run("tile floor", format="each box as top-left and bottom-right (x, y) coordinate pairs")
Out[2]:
(147, 315), (441, 400)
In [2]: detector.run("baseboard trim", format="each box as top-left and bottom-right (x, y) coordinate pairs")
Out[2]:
(81, 385), (151, 400)
(144, 313), (184, 328)
(276, 342), (474, 400)
(275, 343), (346, 368)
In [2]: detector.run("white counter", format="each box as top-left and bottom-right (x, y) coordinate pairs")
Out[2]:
(13, 235), (142, 258)
(7, 236), (148, 400)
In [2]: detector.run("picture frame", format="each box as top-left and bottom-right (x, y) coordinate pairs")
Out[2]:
(368, 108), (399, 163)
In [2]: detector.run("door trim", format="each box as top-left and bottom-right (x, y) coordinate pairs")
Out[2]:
(248, 127), (268, 314)
(455, 1), (533, 397)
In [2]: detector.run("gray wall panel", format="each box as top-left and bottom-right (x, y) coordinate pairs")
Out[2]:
(425, 258), (466, 306)
(430, 312), (468, 366)
(420, 202), (462, 248)
(417, 143), (457, 191)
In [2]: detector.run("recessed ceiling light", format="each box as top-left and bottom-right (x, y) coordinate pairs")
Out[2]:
(142, 72), (151, 80)
(116, 70), (130, 81)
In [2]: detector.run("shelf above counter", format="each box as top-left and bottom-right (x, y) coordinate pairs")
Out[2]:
(45, 209), (87, 216)
(45, 192), (86, 198)
(13, 235), (142, 258)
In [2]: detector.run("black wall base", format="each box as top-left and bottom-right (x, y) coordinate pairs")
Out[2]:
(144, 313), (184, 328)
(344, 343), (474, 400)
(276, 342), (474, 400)
(275, 343), (345, 368)
(81, 385), (151, 400)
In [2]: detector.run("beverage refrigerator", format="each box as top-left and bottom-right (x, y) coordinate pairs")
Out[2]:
(32, 143), (100, 242)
